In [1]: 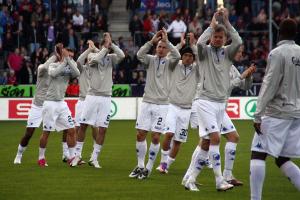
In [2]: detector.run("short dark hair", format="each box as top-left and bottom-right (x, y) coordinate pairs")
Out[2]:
(279, 18), (298, 40)
(213, 24), (228, 36)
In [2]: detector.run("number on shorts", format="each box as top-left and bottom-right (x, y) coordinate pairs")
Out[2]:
(179, 129), (188, 137)
(67, 115), (73, 123)
(157, 117), (163, 126)
(106, 114), (111, 122)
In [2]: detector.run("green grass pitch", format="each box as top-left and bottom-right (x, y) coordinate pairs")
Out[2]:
(0, 120), (299, 200)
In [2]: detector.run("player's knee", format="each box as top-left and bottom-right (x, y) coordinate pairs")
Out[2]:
(136, 130), (147, 141)
(229, 132), (240, 143)
(251, 151), (267, 160)
(201, 139), (210, 151)
(99, 127), (107, 134)
(275, 157), (290, 168)
(151, 132), (161, 144)
(210, 134), (220, 145)
(165, 132), (174, 140)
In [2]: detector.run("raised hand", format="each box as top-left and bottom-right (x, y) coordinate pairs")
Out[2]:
(189, 32), (196, 45)
(161, 28), (168, 42)
(150, 30), (163, 44)
(87, 40), (95, 49)
(180, 33), (186, 47)
(241, 63), (256, 79)
(103, 32), (112, 48)
(62, 48), (69, 58)
(211, 12), (218, 29)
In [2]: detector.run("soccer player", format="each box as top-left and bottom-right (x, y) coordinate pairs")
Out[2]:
(184, 61), (256, 186)
(13, 48), (58, 164)
(74, 40), (99, 160)
(250, 18), (300, 200)
(129, 29), (181, 179)
(38, 47), (80, 167)
(184, 8), (242, 191)
(78, 33), (125, 168)
(158, 45), (199, 174)
(156, 33), (199, 173)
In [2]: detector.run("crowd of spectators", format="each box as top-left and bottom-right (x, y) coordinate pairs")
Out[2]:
(1, 0), (300, 97)
(127, 0), (300, 87)
(0, 0), (111, 86)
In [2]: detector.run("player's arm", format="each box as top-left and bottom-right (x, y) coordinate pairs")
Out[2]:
(88, 47), (109, 66)
(44, 54), (57, 67)
(239, 64), (256, 90)
(254, 51), (283, 123)
(38, 55), (57, 77)
(110, 43), (126, 66)
(67, 57), (80, 78)
(196, 26), (213, 61)
(230, 65), (254, 90)
(163, 29), (180, 70)
(137, 30), (163, 66)
(77, 48), (92, 71)
(48, 61), (67, 78)
(222, 9), (243, 61)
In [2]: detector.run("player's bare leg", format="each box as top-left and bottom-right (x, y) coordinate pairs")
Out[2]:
(38, 131), (50, 167)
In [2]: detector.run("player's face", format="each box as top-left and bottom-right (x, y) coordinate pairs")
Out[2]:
(210, 31), (226, 48)
(156, 41), (169, 58)
(182, 53), (194, 65)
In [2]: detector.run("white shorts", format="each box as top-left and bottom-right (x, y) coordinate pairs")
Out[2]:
(251, 116), (300, 158)
(75, 99), (84, 127)
(27, 104), (43, 128)
(190, 101), (198, 129)
(42, 101), (75, 132)
(80, 95), (111, 128)
(164, 104), (191, 143)
(221, 112), (236, 134)
(194, 99), (226, 138)
(136, 102), (168, 133)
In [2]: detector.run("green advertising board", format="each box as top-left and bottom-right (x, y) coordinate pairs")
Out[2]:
(0, 85), (36, 97)
(0, 84), (131, 97)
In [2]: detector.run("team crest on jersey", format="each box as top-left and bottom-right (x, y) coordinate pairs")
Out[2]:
(62, 67), (71, 76)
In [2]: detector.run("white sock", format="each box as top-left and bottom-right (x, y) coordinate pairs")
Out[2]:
(75, 142), (84, 157)
(183, 145), (201, 180)
(38, 148), (46, 160)
(166, 156), (175, 169)
(146, 143), (160, 171)
(223, 142), (237, 180)
(160, 149), (169, 163)
(250, 159), (266, 200)
(187, 149), (208, 182)
(136, 140), (147, 168)
(69, 147), (76, 158)
(17, 144), (27, 156)
(90, 143), (102, 161)
(62, 142), (69, 158)
(280, 161), (300, 191)
(209, 144), (223, 184)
